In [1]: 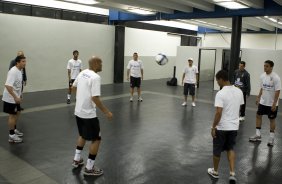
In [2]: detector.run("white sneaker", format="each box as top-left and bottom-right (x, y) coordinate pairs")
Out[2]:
(182, 102), (187, 106)
(239, 116), (245, 122)
(191, 102), (196, 107)
(267, 137), (274, 147)
(15, 129), (24, 137)
(207, 168), (219, 179)
(130, 97), (133, 102)
(9, 134), (23, 143)
(138, 97), (143, 102)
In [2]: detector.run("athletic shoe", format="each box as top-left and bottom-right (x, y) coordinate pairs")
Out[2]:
(83, 166), (104, 176)
(229, 173), (237, 183)
(67, 99), (71, 104)
(207, 168), (219, 179)
(191, 102), (196, 107)
(267, 137), (274, 147)
(15, 129), (24, 137)
(8, 134), (23, 143)
(72, 158), (84, 168)
(249, 135), (261, 142)
(130, 97), (133, 102)
(138, 97), (143, 102)
(182, 102), (187, 106)
(239, 116), (245, 122)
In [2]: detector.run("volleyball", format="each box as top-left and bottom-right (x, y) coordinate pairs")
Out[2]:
(155, 53), (168, 66)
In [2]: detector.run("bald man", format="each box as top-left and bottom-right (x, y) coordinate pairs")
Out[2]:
(71, 56), (113, 176)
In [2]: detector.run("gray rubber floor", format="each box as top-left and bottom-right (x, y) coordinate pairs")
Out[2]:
(0, 79), (282, 184)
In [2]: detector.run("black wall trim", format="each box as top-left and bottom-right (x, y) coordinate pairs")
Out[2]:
(114, 26), (125, 83)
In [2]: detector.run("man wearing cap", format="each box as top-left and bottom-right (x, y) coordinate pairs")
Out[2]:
(181, 58), (199, 107)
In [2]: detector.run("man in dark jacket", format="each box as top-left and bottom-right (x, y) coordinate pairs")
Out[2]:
(233, 61), (251, 122)
(9, 51), (27, 110)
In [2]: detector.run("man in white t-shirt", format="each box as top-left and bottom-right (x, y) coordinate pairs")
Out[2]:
(249, 60), (281, 147)
(181, 58), (198, 107)
(208, 70), (244, 183)
(2, 55), (27, 143)
(67, 50), (82, 104)
(71, 56), (113, 176)
(127, 52), (144, 102)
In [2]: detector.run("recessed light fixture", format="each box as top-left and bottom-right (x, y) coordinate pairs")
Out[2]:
(213, 0), (249, 9)
(64, 0), (99, 5)
(127, 7), (156, 15)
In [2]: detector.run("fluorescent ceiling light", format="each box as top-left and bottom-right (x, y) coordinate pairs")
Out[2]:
(127, 8), (156, 15)
(141, 20), (198, 31)
(64, 0), (99, 5)
(3, 0), (108, 15)
(213, 0), (249, 9)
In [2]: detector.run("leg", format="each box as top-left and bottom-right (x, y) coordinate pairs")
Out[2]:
(270, 118), (276, 132)
(72, 136), (86, 167)
(137, 87), (141, 98)
(240, 92), (247, 117)
(89, 140), (101, 155)
(192, 95), (195, 103)
(8, 114), (17, 131)
(256, 114), (262, 128)
(227, 150), (235, 173)
(213, 155), (220, 172)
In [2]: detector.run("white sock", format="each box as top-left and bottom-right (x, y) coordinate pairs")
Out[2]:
(86, 159), (95, 170)
(256, 129), (261, 136)
(67, 94), (71, 99)
(74, 149), (81, 161)
(270, 132), (275, 139)
(230, 171), (235, 176)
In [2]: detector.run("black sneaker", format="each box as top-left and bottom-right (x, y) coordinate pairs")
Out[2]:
(83, 166), (103, 176)
(67, 99), (71, 104)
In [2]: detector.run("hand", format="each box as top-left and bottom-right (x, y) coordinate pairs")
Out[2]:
(255, 97), (259, 105)
(271, 104), (277, 112)
(105, 111), (113, 120)
(211, 128), (216, 138)
(23, 81), (27, 86)
(14, 97), (22, 104)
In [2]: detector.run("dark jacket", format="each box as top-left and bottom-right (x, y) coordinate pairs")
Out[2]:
(232, 69), (251, 95)
(9, 59), (27, 82)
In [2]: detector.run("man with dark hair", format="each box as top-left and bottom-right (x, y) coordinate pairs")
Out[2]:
(208, 70), (244, 183)
(67, 50), (82, 104)
(127, 52), (144, 102)
(232, 61), (251, 122)
(2, 55), (27, 143)
(9, 51), (27, 110)
(249, 60), (281, 147)
(71, 56), (113, 176)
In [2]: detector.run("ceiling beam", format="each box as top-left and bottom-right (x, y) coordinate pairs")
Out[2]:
(142, 0), (193, 13)
(243, 17), (275, 31)
(239, 0), (264, 9)
(170, 0), (214, 12)
(273, 0), (282, 6)
(100, 0), (174, 14)
(177, 19), (231, 32)
(256, 17), (282, 29)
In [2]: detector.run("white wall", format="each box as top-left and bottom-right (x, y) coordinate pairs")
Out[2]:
(0, 14), (115, 95)
(124, 27), (181, 81)
(200, 33), (282, 50)
(177, 46), (282, 98)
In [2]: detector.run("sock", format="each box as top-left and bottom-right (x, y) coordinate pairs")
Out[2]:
(230, 171), (235, 176)
(86, 158), (95, 170)
(67, 94), (71, 99)
(9, 129), (15, 135)
(270, 131), (275, 139)
(256, 127), (261, 136)
(74, 146), (83, 161)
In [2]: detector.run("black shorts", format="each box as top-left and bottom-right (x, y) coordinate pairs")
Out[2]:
(257, 104), (278, 119)
(69, 79), (75, 88)
(213, 130), (237, 157)
(130, 76), (141, 88)
(183, 83), (195, 96)
(76, 116), (101, 141)
(3, 101), (21, 115)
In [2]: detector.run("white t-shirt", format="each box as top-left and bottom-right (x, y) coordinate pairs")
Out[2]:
(214, 85), (244, 131)
(67, 58), (82, 79)
(2, 66), (23, 104)
(260, 72), (281, 106)
(183, 65), (198, 84)
(73, 69), (101, 119)
(127, 60), (144, 78)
